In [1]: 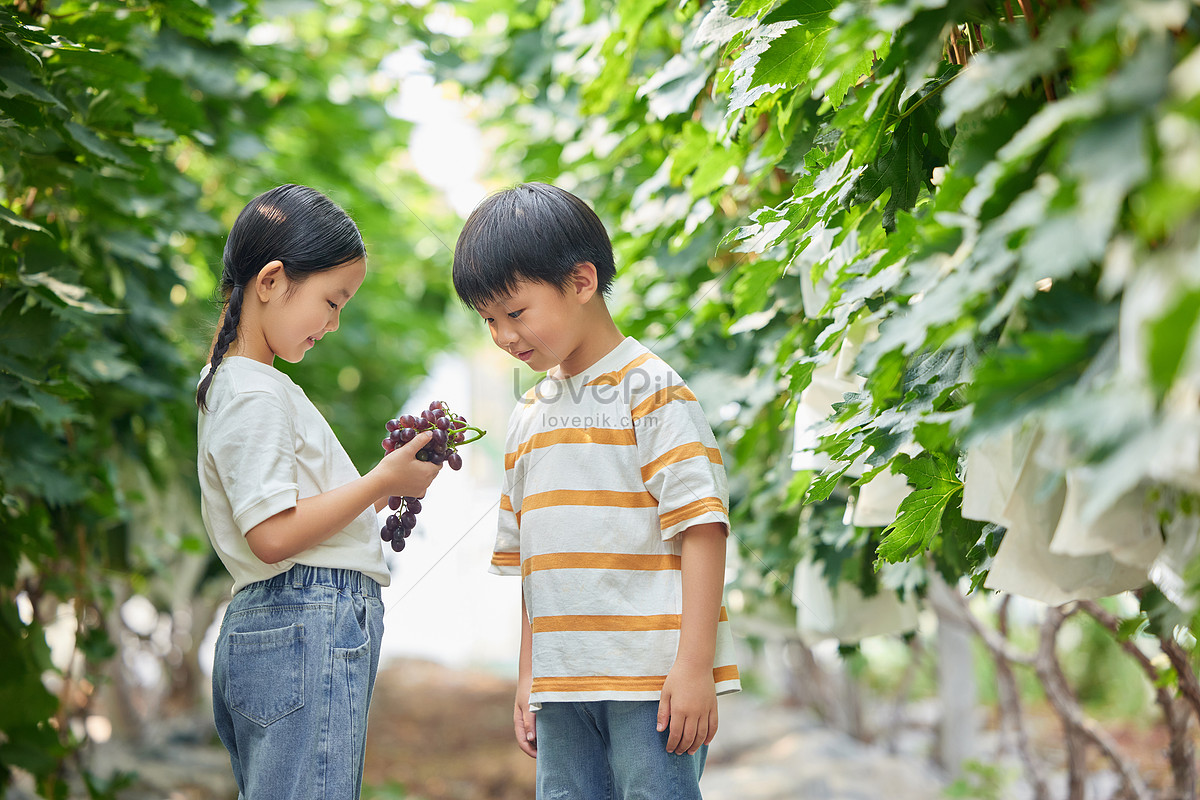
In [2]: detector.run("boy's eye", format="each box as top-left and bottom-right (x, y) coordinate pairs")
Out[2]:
(508, 310), (522, 319)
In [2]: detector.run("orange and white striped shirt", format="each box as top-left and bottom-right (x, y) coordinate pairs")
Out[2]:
(491, 337), (741, 707)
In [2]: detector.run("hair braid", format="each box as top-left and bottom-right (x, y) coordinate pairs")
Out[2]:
(196, 284), (245, 411)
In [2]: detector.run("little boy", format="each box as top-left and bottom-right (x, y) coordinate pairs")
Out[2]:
(452, 182), (740, 799)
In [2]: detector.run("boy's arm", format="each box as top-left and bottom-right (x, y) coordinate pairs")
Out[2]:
(513, 593), (538, 758)
(657, 521), (727, 755)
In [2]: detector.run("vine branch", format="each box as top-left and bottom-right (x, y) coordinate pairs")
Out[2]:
(1037, 605), (1151, 800)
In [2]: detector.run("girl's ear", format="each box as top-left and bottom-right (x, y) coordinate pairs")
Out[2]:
(572, 261), (599, 304)
(253, 260), (286, 303)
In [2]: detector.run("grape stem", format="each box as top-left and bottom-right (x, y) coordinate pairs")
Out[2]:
(454, 425), (487, 447)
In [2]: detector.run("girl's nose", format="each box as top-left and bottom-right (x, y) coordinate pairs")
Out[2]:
(327, 310), (340, 332)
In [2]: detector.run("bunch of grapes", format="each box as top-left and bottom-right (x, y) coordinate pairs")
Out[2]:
(379, 400), (485, 551)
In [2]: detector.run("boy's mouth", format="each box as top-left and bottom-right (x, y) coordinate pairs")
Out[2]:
(515, 349), (533, 362)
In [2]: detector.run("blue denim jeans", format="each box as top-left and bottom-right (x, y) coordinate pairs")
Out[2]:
(212, 565), (384, 800)
(534, 701), (707, 799)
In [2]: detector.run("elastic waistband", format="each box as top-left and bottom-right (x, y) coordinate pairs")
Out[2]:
(258, 564), (381, 598)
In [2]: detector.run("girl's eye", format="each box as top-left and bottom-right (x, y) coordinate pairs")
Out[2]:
(328, 301), (338, 310)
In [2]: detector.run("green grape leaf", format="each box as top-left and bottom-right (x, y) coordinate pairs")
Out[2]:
(763, 0), (839, 25)
(0, 63), (60, 106)
(729, 22), (834, 113)
(1146, 288), (1200, 398)
(0, 204), (46, 232)
(877, 452), (961, 563)
(969, 329), (1101, 437)
(19, 272), (122, 315)
(63, 121), (136, 167)
(732, 259), (787, 315)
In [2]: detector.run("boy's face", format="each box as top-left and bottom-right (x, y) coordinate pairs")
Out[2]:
(474, 279), (586, 373)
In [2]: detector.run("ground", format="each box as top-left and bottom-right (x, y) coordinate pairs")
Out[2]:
(79, 655), (1180, 800)
(363, 659), (536, 799)
(360, 657), (948, 800)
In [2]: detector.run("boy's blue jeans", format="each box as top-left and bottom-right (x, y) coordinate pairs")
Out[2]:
(535, 700), (707, 799)
(212, 565), (384, 800)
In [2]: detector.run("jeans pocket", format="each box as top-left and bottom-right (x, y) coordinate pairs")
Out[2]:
(332, 593), (373, 661)
(227, 623), (305, 726)
(333, 637), (370, 660)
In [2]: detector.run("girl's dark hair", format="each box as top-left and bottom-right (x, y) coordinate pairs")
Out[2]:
(452, 182), (614, 310)
(196, 184), (365, 410)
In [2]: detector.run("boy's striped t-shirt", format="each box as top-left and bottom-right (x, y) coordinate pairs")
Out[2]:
(491, 336), (741, 707)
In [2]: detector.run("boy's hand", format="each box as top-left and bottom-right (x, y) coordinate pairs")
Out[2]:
(656, 660), (718, 755)
(513, 673), (537, 758)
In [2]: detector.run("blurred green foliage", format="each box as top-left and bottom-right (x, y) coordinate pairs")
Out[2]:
(414, 0), (1200, 607)
(405, 0), (1200, 783)
(1, 0), (457, 792)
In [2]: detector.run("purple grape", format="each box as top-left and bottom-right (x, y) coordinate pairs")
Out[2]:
(382, 400), (487, 553)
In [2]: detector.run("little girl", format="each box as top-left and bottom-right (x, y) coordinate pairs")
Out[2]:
(196, 184), (442, 799)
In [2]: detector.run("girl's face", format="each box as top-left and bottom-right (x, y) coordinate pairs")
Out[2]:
(248, 257), (367, 365)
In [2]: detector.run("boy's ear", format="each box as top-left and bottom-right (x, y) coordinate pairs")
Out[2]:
(254, 260), (286, 302)
(572, 261), (599, 303)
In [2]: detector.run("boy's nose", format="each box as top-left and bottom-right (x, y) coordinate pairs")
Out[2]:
(495, 322), (518, 346)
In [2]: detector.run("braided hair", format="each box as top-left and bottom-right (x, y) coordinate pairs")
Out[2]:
(196, 185), (365, 411)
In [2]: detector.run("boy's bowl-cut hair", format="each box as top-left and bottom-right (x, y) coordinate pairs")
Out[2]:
(452, 182), (615, 309)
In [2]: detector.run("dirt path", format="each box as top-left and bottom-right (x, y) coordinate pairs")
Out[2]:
(363, 658), (947, 800)
(87, 657), (945, 800)
(364, 659), (535, 799)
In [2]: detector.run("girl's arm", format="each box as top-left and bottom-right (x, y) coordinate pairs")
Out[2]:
(657, 521), (726, 755)
(246, 431), (439, 564)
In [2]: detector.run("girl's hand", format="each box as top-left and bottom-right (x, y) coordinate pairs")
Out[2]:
(378, 431), (442, 498)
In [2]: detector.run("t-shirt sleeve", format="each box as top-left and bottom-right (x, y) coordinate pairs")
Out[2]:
(208, 391), (299, 535)
(633, 378), (730, 541)
(490, 411), (524, 576)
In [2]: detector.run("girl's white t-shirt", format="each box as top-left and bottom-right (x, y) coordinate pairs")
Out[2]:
(197, 356), (389, 594)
